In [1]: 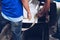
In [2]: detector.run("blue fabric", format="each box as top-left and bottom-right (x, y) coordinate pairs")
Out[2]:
(2, 0), (23, 18)
(11, 21), (22, 40)
(0, 14), (10, 33)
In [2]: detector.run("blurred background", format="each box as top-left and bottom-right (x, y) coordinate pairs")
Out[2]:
(0, 0), (60, 40)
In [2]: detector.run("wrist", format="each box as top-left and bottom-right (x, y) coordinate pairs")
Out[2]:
(27, 11), (30, 14)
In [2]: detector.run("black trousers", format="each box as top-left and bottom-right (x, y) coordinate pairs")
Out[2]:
(22, 23), (49, 40)
(49, 2), (57, 26)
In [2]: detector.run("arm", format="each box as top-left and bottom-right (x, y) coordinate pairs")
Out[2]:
(21, 0), (31, 19)
(37, 0), (50, 17)
(42, 0), (50, 13)
(21, 0), (30, 13)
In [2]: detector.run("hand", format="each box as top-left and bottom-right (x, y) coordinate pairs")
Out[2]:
(27, 12), (32, 20)
(36, 13), (44, 18)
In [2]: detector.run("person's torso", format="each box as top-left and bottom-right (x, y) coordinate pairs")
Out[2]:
(2, 0), (23, 18)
